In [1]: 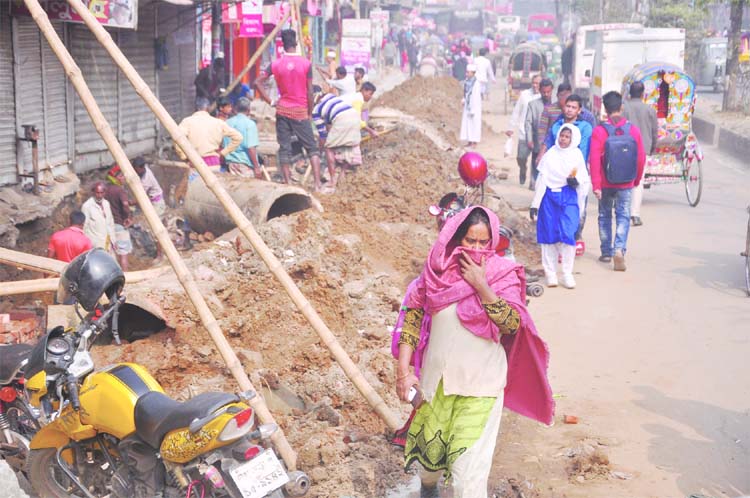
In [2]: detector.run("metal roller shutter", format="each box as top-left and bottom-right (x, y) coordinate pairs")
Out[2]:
(70, 24), (119, 159)
(13, 18), (46, 175)
(156, 3), (182, 128)
(178, 9), (197, 118)
(119, 6), (156, 147)
(41, 21), (69, 167)
(0, 3), (17, 185)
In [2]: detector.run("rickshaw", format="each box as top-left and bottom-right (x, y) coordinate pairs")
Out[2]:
(505, 42), (547, 113)
(622, 62), (704, 207)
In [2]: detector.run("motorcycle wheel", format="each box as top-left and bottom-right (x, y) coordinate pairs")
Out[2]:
(28, 448), (84, 498)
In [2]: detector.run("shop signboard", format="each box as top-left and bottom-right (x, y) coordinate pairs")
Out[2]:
(340, 36), (371, 70)
(239, 0), (263, 37)
(342, 18), (372, 37)
(11, 0), (139, 29)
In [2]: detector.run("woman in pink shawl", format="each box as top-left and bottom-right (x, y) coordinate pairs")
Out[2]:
(395, 206), (553, 498)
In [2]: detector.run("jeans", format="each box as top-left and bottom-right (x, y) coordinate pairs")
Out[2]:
(598, 188), (632, 257)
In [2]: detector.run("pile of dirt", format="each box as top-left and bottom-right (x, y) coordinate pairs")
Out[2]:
(563, 439), (612, 483)
(374, 76), (463, 144)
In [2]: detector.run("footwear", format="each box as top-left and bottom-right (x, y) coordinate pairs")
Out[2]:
(561, 274), (576, 289)
(575, 240), (585, 256)
(613, 250), (626, 271)
(598, 255), (612, 263)
(546, 274), (558, 287)
(631, 216), (643, 226)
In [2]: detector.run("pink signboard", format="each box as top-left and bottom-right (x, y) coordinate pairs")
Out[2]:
(340, 37), (371, 71)
(239, 0), (263, 38)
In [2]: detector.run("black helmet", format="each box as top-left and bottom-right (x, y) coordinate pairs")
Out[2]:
(56, 249), (125, 311)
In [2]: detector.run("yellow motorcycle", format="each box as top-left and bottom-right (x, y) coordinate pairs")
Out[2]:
(23, 249), (309, 498)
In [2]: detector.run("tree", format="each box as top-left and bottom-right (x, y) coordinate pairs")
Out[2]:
(723, 0), (747, 111)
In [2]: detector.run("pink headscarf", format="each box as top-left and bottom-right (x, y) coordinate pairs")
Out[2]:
(402, 206), (555, 425)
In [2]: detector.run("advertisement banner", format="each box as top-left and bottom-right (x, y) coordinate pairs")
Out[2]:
(342, 18), (371, 37)
(12, 0), (138, 29)
(239, 0), (263, 38)
(340, 36), (370, 70)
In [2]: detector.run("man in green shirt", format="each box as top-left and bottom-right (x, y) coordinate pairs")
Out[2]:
(223, 97), (262, 178)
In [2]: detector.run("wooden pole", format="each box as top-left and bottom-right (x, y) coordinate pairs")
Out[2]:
(63, 0), (401, 432)
(0, 247), (64, 274)
(24, 0), (298, 469)
(217, 10), (291, 104)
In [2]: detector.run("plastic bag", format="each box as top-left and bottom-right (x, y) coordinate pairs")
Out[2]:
(504, 136), (514, 158)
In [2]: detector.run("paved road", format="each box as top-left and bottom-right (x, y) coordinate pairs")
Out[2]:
(531, 144), (750, 497)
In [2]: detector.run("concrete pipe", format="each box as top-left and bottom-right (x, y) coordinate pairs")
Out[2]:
(183, 177), (323, 235)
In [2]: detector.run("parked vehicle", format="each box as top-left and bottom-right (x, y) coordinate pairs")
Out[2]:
(0, 343), (40, 487)
(696, 37), (728, 92)
(497, 15), (521, 35)
(505, 42), (547, 113)
(590, 27), (686, 116)
(23, 249), (309, 498)
(449, 10), (485, 37)
(527, 13), (556, 36)
(622, 62), (703, 207)
(571, 23), (643, 102)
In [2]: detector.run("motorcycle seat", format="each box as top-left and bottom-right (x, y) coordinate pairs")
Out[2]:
(0, 343), (33, 385)
(134, 391), (239, 449)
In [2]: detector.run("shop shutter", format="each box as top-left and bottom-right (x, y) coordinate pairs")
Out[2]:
(156, 3), (183, 128)
(41, 21), (69, 167)
(70, 24), (119, 158)
(0, 3), (18, 185)
(177, 9), (197, 118)
(13, 18), (46, 175)
(119, 8), (156, 147)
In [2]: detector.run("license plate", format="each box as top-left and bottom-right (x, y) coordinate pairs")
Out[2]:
(229, 450), (290, 498)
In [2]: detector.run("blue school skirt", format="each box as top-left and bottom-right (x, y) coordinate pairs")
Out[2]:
(536, 185), (579, 246)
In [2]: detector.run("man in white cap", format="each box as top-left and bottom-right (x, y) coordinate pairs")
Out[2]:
(460, 63), (482, 146)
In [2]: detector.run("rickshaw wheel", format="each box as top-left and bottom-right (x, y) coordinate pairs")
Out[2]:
(684, 159), (702, 207)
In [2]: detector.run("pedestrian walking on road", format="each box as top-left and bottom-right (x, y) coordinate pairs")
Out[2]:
(536, 83), (571, 155)
(623, 81), (658, 227)
(255, 30), (324, 190)
(48, 211), (92, 263)
(394, 206), (553, 498)
(507, 75), (541, 186)
(460, 64), (483, 147)
(590, 91), (646, 271)
(524, 78), (554, 189)
(474, 48), (496, 99)
(538, 94), (593, 163)
(530, 124), (590, 288)
(81, 182), (116, 254)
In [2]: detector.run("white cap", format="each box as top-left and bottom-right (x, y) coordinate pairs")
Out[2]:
(466, 63), (477, 72)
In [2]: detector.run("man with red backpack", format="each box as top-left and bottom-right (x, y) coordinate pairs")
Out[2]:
(589, 91), (646, 272)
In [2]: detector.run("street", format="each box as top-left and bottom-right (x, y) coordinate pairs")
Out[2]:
(488, 136), (750, 496)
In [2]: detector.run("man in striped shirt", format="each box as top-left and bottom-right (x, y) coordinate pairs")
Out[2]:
(312, 88), (363, 192)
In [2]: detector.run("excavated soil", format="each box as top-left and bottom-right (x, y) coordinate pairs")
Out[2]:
(5, 76), (557, 496)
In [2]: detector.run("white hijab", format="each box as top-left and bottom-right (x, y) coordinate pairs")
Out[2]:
(537, 123), (589, 189)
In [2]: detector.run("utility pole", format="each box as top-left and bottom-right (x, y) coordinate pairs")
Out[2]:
(723, 0), (746, 111)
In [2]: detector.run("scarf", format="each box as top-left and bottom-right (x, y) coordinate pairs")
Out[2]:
(537, 123), (589, 189)
(463, 76), (476, 109)
(394, 206), (554, 425)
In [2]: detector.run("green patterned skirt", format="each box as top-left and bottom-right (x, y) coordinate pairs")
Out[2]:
(404, 379), (496, 475)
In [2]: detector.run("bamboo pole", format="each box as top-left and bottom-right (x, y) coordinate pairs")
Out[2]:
(0, 247), (65, 274)
(0, 268), (173, 297)
(24, 0), (298, 469)
(63, 0), (401, 431)
(217, 10), (291, 103)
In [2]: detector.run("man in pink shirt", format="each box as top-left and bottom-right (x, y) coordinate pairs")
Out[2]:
(48, 211), (92, 262)
(255, 30), (323, 191)
(589, 91), (646, 271)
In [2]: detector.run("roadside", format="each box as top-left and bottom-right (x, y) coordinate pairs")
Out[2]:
(693, 93), (750, 164)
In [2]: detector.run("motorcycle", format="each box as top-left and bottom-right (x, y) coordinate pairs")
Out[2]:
(23, 248), (310, 498)
(0, 342), (41, 485)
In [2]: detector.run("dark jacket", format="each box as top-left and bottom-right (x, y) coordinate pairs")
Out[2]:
(623, 98), (658, 155)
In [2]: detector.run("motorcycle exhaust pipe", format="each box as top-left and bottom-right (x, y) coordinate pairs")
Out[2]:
(284, 470), (311, 496)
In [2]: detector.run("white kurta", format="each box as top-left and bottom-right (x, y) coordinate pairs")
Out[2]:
(81, 197), (115, 250)
(460, 79), (482, 144)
